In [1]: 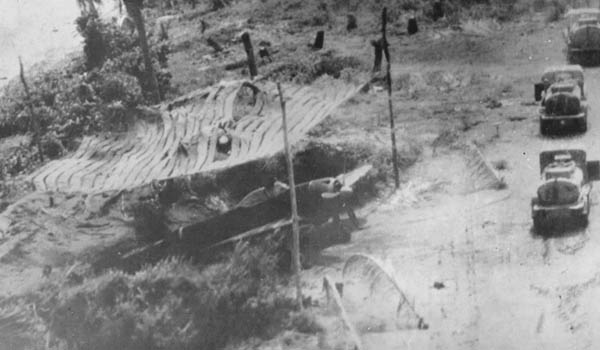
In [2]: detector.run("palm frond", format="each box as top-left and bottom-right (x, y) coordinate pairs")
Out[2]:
(342, 253), (426, 329)
(0, 304), (37, 339)
(75, 0), (102, 15)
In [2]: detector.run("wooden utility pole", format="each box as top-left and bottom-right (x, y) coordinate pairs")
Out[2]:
(277, 83), (303, 309)
(381, 8), (400, 189)
(19, 57), (44, 163)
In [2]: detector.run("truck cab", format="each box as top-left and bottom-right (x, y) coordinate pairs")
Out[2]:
(532, 148), (600, 233)
(534, 65), (587, 135)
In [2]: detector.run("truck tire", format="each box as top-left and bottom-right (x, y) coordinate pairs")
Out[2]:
(580, 117), (588, 133)
(578, 195), (590, 227)
(278, 248), (292, 272)
(579, 213), (589, 227)
(567, 50), (575, 64)
(540, 120), (549, 135)
(533, 214), (546, 234)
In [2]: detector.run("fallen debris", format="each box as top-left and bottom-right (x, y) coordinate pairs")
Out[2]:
(343, 254), (426, 330)
(206, 37), (223, 52)
(521, 100), (538, 106)
(508, 115), (527, 121)
(323, 275), (363, 350)
(463, 142), (504, 192)
(483, 96), (502, 109)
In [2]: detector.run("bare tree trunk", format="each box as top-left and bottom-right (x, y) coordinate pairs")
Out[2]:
(381, 8), (399, 189)
(19, 57), (44, 162)
(124, 0), (161, 103)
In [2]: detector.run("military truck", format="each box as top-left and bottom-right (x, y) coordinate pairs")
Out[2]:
(531, 147), (600, 232)
(564, 8), (600, 65)
(534, 65), (587, 134)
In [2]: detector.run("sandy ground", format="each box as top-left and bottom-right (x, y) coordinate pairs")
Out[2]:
(3, 2), (600, 349)
(297, 13), (600, 350)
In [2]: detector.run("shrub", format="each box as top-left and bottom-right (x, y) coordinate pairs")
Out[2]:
(265, 50), (364, 84)
(289, 310), (323, 334)
(0, 12), (173, 176)
(43, 241), (293, 350)
(130, 199), (169, 242)
(76, 13), (172, 103)
(545, 0), (567, 23)
(95, 72), (143, 108)
(0, 66), (145, 154)
(76, 14), (108, 70)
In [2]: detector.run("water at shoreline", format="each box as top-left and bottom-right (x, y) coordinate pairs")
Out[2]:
(0, 0), (118, 87)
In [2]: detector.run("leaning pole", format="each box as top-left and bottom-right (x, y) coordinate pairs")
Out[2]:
(277, 83), (303, 309)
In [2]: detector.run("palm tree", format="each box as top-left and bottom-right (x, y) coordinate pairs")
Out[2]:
(75, 0), (161, 104)
(122, 0), (161, 103)
(76, 0), (101, 16)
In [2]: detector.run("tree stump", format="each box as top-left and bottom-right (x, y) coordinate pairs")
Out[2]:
(313, 30), (325, 50)
(241, 32), (258, 78)
(346, 14), (357, 31)
(432, 0), (444, 21)
(407, 17), (418, 35)
(371, 39), (383, 72)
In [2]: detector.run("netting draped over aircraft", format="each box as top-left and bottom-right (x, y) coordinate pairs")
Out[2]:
(30, 79), (362, 193)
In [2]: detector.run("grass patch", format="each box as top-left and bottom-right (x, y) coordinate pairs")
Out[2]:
(3, 240), (294, 350)
(264, 50), (365, 84)
(289, 309), (324, 334)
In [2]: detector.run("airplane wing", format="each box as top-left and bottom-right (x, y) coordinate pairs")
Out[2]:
(336, 164), (373, 187)
(204, 164), (373, 250)
(205, 218), (293, 250)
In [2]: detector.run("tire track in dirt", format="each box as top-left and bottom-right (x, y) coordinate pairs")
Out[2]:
(544, 66), (600, 348)
(458, 197), (482, 349)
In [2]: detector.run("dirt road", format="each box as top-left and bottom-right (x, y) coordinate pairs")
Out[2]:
(4, 3), (600, 349)
(302, 20), (600, 350)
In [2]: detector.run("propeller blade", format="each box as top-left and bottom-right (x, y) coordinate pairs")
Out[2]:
(335, 164), (373, 188)
(340, 185), (353, 194)
(321, 192), (340, 200)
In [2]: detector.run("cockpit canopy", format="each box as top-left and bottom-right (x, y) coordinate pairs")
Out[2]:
(577, 17), (600, 26)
